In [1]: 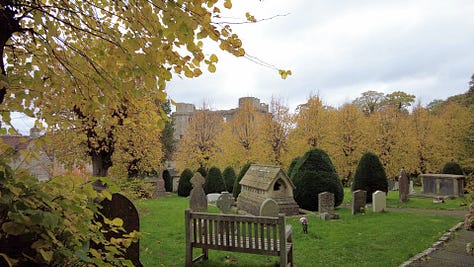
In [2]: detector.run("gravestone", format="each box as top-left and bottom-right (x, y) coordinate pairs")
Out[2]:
(399, 169), (409, 202)
(409, 180), (416, 194)
(388, 179), (395, 191)
(352, 190), (367, 215)
(155, 178), (166, 197)
(259, 198), (279, 217)
(207, 193), (221, 203)
(189, 173), (207, 212)
(216, 191), (235, 214)
(318, 191), (335, 214)
(95, 193), (142, 267)
(372, 191), (386, 212)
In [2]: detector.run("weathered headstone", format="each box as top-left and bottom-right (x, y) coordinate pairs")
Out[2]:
(155, 178), (166, 197)
(372, 190), (386, 212)
(95, 193), (142, 267)
(189, 173), (207, 212)
(399, 169), (409, 203)
(259, 198), (279, 217)
(216, 191), (235, 214)
(409, 180), (416, 194)
(352, 190), (367, 215)
(388, 179), (395, 191)
(207, 193), (221, 203)
(318, 191), (335, 214)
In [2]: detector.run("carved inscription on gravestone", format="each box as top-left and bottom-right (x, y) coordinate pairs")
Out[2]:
(352, 190), (367, 215)
(318, 191), (335, 214)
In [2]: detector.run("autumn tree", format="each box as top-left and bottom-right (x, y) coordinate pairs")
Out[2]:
(218, 98), (267, 168)
(288, 95), (334, 160)
(174, 107), (223, 171)
(260, 97), (291, 166)
(331, 104), (367, 185)
(383, 91), (416, 112)
(352, 90), (385, 115)
(1, 1), (289, 176)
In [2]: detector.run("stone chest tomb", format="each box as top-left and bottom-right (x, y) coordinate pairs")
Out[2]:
(237, 164), (299, 216)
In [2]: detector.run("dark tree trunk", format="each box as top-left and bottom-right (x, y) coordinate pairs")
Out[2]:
(91, 151), (112, 177)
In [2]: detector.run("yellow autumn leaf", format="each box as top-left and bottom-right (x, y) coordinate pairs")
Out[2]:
(224, 0), (232, 9)
(209, 54), (218, 63)
(208, 64), (216, 73)
(111, 217), (124, 227)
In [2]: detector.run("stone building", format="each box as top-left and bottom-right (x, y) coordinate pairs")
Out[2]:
(171, 97), (269, 140)
(237, 164), (299, 216)
(1, 127), (52, 181)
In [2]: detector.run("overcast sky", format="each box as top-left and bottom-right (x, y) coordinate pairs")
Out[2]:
(167, 0), (474, 112)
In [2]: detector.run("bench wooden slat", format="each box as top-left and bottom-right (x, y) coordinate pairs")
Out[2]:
(185, 209), (294, 267)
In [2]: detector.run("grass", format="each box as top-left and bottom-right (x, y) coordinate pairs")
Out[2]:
(135, 193), (463, 267)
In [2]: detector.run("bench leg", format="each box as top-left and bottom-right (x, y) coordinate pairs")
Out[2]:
(185, 245), (193, 267)
(203, 248), (208, 260)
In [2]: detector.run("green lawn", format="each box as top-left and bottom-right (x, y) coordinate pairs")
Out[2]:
(135, 193), (463, 267)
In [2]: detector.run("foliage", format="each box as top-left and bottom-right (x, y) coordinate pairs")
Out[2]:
(175, 109), (223, 171)
(352, 152), (388, 203)
(287, 157), (300, 179)
(222, 166), (236, 193)
(441, 162), (464, 175)
(177, 168), (194, 197)
(162, 170), (173, 192)
(160, 100), (177, 162)
(232, 163), (252, 199)
(292, 148), (343, 211)
(196, 166), (208, 179)
(116, 178), (156, 200)
(0, 166), (137, 266)
(204, 167), (225, 194)
(352, 90), (385, 115)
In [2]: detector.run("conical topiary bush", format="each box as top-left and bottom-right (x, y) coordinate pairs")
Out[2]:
(204, 167), (226, 194)
(351, 152), (388, 203)
(222, 166), (236, 193)
(177, 168), (193, 197)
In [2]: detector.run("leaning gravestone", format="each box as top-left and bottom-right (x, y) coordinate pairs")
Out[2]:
(318, 191), (335, 214)
(399, 169), (409, 203)
(94, 193), (142, 267)
(352, 190), (367, 215)
(189, 173), (208, 212)
(259, 198), (279, 217)
(372, 191), (386, 212)
(216, 191), (235, 214)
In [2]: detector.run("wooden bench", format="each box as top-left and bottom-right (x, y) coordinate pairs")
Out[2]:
(185, 209), (294, 267)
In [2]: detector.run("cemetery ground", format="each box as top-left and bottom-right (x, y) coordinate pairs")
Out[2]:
(135, 188), (470, 267)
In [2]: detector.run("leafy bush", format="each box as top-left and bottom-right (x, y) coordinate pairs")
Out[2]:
(292, 148), (343, 211)
(233, 163), (253, 199)
(162, 170), (173, 192)
(204, 167), (225, 194)
(288, 156), (300, 180)
(196, 166), (207, 178)
(0, 164), (136, 266)
(222, 166), (236, 193)
(441, 161), (464, 175)
(351, 152), (388, 203)
(177, 168), (194, 197)
(117, 177), (156, 200)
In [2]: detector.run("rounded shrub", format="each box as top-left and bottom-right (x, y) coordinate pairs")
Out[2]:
(222, 166), (237, 193)
(292, 148), (343, 211)
(351, 152), (388, 203)
(233, 162), (253, 199)
(162, 169), (173, 192)
(287, 156), (300, 180)
(177, 168), (194, 197)
(204, 167), (226, 194)
(196, 166), (207, 178)
(441, 162), (464, 175)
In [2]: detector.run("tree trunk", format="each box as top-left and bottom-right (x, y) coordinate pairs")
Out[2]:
(91, 151), (112, 177)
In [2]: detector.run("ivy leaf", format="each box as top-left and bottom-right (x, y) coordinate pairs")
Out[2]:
(2, 221), (26, 235)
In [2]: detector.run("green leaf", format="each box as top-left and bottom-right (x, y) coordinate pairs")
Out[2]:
(2, 222), (26, 235)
